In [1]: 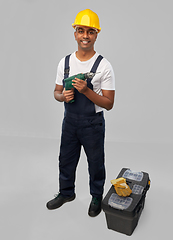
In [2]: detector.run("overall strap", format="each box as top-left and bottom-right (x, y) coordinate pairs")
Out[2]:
(64, 54), (71, 79)
(87, 55), (103, 90)
(90, 55), (103, 73)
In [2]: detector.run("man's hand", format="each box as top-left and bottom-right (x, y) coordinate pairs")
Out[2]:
(62, 88), (74, 103)
(72, 78), (88, 93)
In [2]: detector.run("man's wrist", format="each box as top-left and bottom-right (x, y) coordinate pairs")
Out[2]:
(61, 93), (65, 102)
(82, 87), (90, 95)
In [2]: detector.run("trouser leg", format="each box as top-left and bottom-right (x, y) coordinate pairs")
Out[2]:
(81, 115), (106, 198)
(59, 117), (81, 197)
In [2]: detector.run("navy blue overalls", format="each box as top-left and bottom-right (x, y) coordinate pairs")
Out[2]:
(59, 54), (105, 198)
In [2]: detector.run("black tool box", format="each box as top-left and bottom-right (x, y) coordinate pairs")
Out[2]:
(102, 168), (150, 236)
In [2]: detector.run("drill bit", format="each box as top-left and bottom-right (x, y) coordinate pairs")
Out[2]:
(84, 72), (100, 79)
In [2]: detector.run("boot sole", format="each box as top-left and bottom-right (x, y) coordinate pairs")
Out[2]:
(88, 208), (102, 217)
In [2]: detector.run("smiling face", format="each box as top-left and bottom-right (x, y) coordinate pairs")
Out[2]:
(74, 26), (98, 52)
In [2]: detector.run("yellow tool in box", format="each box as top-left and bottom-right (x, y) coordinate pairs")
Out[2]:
(111, 177), (132, 197)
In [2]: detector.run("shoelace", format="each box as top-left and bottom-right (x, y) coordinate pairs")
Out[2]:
(92, 197), (100, 205)
(54, 193), (60, 198)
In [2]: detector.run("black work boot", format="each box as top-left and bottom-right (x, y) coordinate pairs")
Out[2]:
(88, 197), (102, 217)
(46, 193), (76, 210)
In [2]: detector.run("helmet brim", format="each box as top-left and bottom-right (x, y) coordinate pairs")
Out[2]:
(72, 24), (101, 33)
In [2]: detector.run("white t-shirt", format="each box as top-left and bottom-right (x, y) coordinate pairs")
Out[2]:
(55, 52), (115, 113)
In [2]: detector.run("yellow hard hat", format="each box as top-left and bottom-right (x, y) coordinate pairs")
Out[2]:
(72, 9), (101, 33)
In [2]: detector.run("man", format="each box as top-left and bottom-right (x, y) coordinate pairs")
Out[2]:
(46, 9), (115, 217)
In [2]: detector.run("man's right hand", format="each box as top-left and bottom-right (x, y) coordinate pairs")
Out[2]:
(54, 84), (74, 103)
(62, 88), (74, 103)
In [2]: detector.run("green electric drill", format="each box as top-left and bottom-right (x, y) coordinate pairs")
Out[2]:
(64, 72), (99, 103)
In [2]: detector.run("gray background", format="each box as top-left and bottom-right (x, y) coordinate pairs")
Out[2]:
(0, 0), (172, 239)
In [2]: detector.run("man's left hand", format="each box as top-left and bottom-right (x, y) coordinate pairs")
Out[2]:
(72, 78), (88, 93)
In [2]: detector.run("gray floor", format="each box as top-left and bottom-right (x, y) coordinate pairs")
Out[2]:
(0, 136), (172, 239)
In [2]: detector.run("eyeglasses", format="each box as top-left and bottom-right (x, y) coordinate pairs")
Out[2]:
(76, 27), (97, 36)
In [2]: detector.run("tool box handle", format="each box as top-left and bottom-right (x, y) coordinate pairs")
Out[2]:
(135, 197), (145, 215)
(136, 203), (143, 215)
